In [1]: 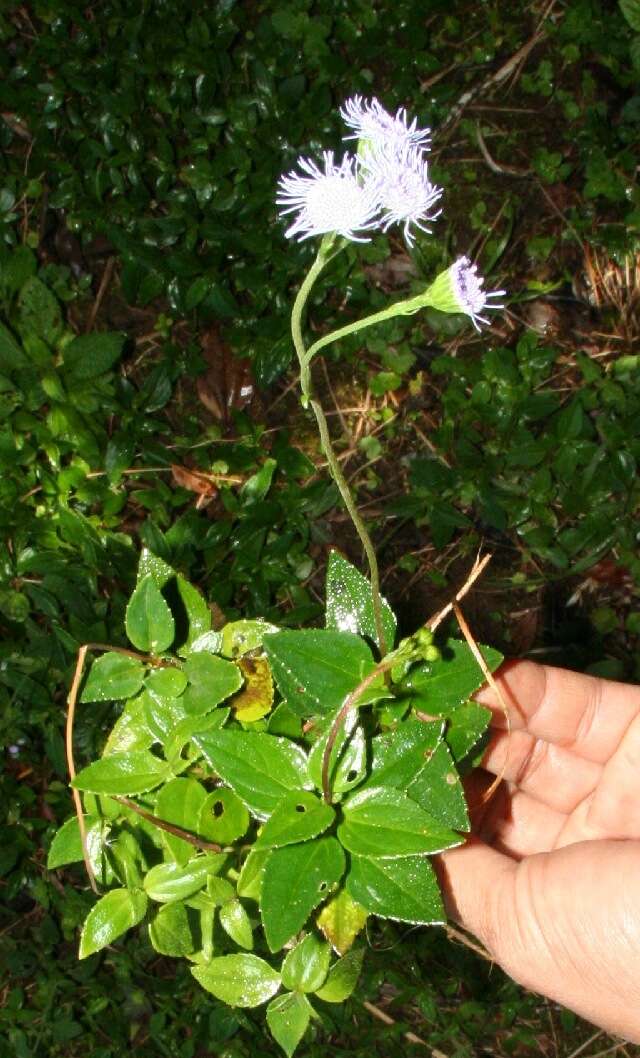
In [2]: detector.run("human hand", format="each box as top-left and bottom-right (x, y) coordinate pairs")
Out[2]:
(436, 660), (640, 1041)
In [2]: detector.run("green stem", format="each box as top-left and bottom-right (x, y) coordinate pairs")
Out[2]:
(304, 292), (425, 364)
(291, 238), (388, 656)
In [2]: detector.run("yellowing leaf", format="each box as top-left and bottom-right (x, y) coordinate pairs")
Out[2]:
(233, 656), (274, 722)
(316, 888), (368, 955)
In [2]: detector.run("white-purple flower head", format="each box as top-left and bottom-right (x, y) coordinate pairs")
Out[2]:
(276, 150), (380, 243)
(361, 143), (442, 247)
(340, 95), (432, 153)
(425, 255), (506, 330)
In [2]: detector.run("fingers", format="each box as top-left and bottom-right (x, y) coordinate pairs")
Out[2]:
(475, 660), (640, 765)
(434, 837), (516, 955)
(481, 727), (602, 814)
(469, 776), (567, 858)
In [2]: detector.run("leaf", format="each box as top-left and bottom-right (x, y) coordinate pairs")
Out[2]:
(315, 946), (365, 1002)
(346, 853), (446, 925)
(198, 787), (250, 845)
(232, 656), (274, 723)
(260, 837), (346, 951)
(325, 550), (396, 651)
(407, 741), (469, 831)
(149, 901), (197, 956)
(220, 619), (279, 658)
(175, 575), (212, 655)
(316, 888), (369, 955)
(266, 992), (312, 1058)
(404, 640), (503, 715)
(72, 751), (171, 796)
(145, 666), (188, 698)
(338, 786), (463, 858)
(219, 899), (253, 950)
(265, 629), (380, 717)
(361, 717), (445, 793)
(79, 888), (148, 958)
(183, 652), (243, 713)
(307, 708), (367, 799)
(154, 778), (209, 864)
(164, 707), (229, 763)
(443, 703), (492, 764)
(237, 848), (269, 901)
(47, 814), (98, 869)
(80, 652), (145, 703)
(103, 697), (154, 755)
(281, 934), (330, 992)
(254, 792), (335, 851)
(19, 276), (62, 346)
(193, 730), (311, 819)
(0, 321), (28, 371)
(144, 854), (226, 903)
(192, 954), (281, 1008)
(62, 332), (126, 381)
(126, 574), (175, 654)
(142, 689), (188, 742)
(620, 0), (640, 31)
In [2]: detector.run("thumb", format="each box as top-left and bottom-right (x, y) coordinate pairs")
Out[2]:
(435, 837), (516, 957)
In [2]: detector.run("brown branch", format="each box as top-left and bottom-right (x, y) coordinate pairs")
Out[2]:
(427, 552), (492, 634)
(111, 797), (222, 853)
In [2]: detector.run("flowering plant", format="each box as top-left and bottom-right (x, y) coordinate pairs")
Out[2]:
(52, 98), (506, 1055)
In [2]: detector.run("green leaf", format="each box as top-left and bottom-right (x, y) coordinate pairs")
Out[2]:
(281, 934), (330, 992)
(220, 619), (280, 658)
(145, 666), (188, 698)
(193, 730), (311, 819)
(361, 717), (445, 793)
(79, 888), (148, 958)
(205, 876), (236, 905)
(149, 901), (197, 956)
(175, 575), (211, 655)
(144, 854), (226, 903)
(47, 814), (98, 869)
(219, 899), (253, 950)
(404, 640), (503, 715)
(164, 707), (229, 763)
(126, 574), (175, 654)
(307, 708), (367, 799)
(192, 954), (281, 1007)
(142, 689), (188, 743)
(407, 741), (469, 831)
(0, 321), (28, 371)
(103, 697), (154, 755)
(265, 629), (380, 717)
(315, 946), (364, 1003)
(325, 550), (396, 651)
(254, 792), (335, 851)
(80, 652), (145, 703)
(19, 276), (62, 346)
(72, 750), (171, 796)
(154, 778), (209, 865)
(316, 888), (368, 955)
(261, 837), (346, 951)
(266, 992), (312, 1058)
(444, 703), (492, 764)
(620, 0), (640, 31)
(338, 787), (462, 858)
(183, 652), (243, 712)
(62, 332), (126, 380)
(346, 854), (445, 924)
(198, 788), (250, 845)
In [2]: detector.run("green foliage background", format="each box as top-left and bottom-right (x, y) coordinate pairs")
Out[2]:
(1, 0), (639, 1054)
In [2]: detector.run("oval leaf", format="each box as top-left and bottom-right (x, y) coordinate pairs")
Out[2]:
(80, 652), (145, 703)
(266, 992), (312, 1058)
(219, 898), (253, 950)
(346, 853), (445, 925)
(71, 750), (171, 796)
(325, 550), (396, 650)
(281, 934), (330, 993)
(198, 788), (250, 845)
(144, 854), (226, 904)
(260, 837), (346, 952)
(192, 954), (281, 1008)
(316, 888), (368, 955)
(338, 786), (462, 858)
(149, 901), (197, 957)
(79, 887), (147, 958)
(265, 629), (381, 717)
(315, 946), (365, 1003)
(126, 573), (175, 654)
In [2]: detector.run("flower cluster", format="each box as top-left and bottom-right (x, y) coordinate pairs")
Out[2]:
(276, 96), (440, 248)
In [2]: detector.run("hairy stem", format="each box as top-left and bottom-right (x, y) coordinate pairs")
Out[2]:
(290, 238), (387, 655)
(304, 293), (424, 363)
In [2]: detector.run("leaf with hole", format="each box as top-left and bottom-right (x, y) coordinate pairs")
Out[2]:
(346, 853), (445, 925)
(265, 629), (383, 717)
(198, 787), (250, 845)
(307, 707), (367, 799)
(193, 730), (311, 819)
(71, 750), (171, 796)
(80, 652), (145, 703)
(316, 888), (368, 955)
(339, 786), (462, 858)
(325, 550), (396, 650)
(254, 791), (335, 851)
(266, 992), (313, 1058)
(281, 933), (330, 993)
(192, 954), (281, 1007)
(260, 837), (345, 951)
(126, 574), (175, 654)
(79, 888), (148, 958)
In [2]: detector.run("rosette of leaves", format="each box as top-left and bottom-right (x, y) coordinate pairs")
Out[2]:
(49, 548), (502, 1056)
